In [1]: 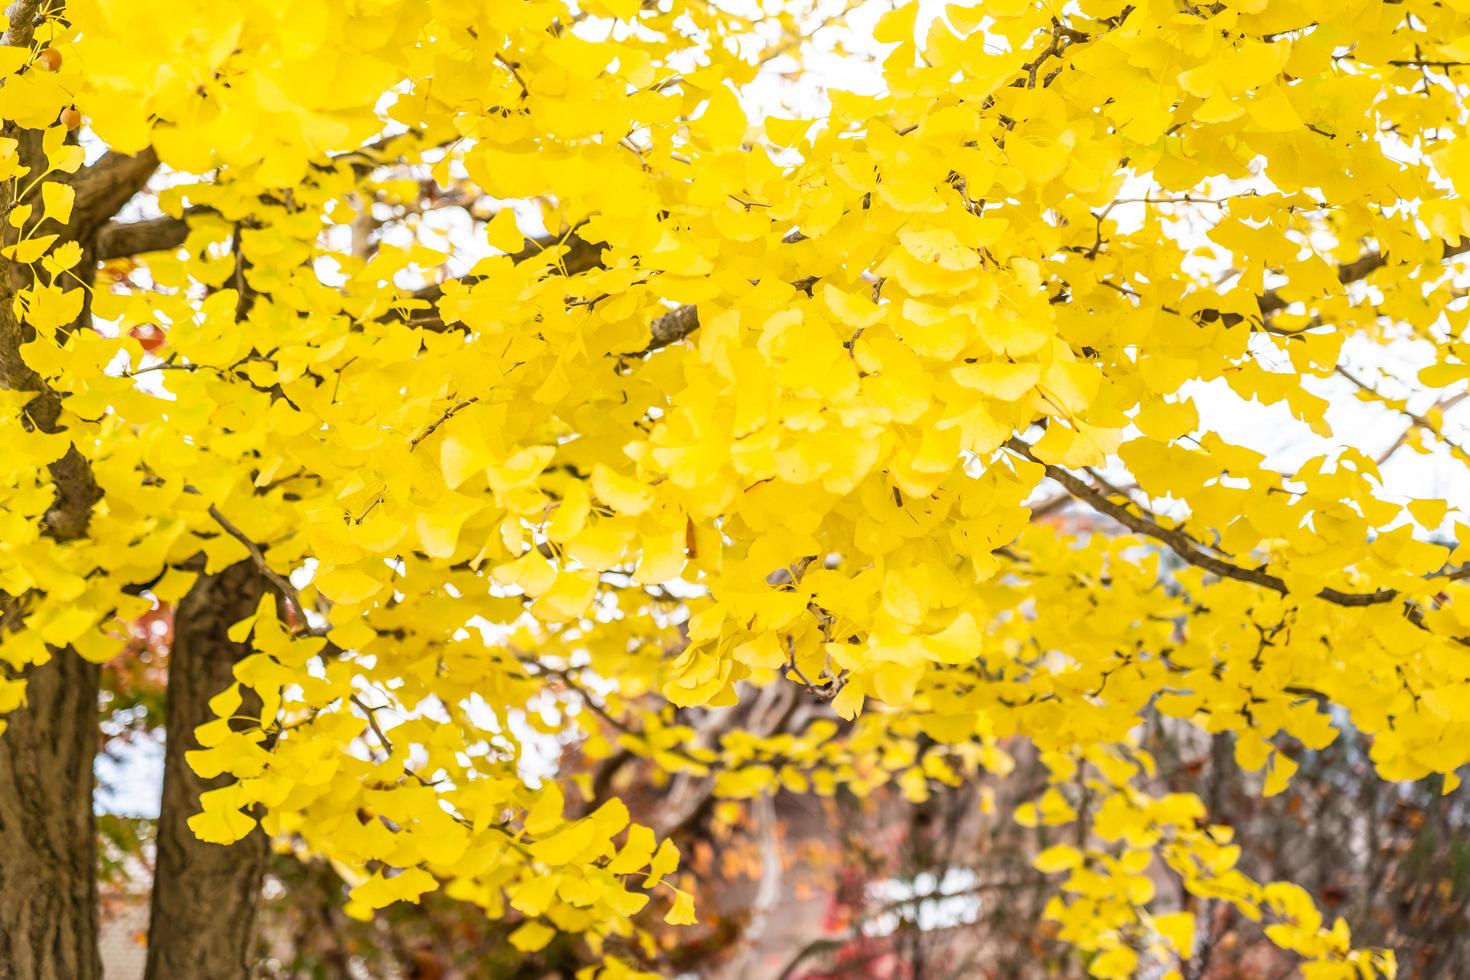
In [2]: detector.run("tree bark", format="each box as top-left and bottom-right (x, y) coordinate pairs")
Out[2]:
(0, 648), (103, 980)
(0, 19), (162, 976)
(145, 563), (269, 979)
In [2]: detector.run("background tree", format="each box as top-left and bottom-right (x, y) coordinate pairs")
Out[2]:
(4, 0), (1470, 977)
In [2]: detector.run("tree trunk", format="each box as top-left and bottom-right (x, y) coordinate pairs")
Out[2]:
(0, 648), (102, 980)
(145, 563), (269, 979)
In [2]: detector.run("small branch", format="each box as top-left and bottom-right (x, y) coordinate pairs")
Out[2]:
(400, 230), (806, 339)
(408, 397), (479, 450)
(95, 211), (198, 261)
(1028, 493), (1073, 521)
(494, 53), (530, 98)
(1003, 438), (1399, 609)
(519, 657), (716, 770)
(350, 694), (398, 757)
(395, 228), (607, 329)
(66, 148), (161, 242)
(1387, 59), (1470, 69)
(1255, 237), (1470, 318)
(207, 503), (325, 633)
(1336, 365), (1470, 466)
(642, 304), (700, 353)
(343, 692), (534, 853)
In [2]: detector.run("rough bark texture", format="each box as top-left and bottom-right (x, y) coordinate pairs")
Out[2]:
(145, 563), (270, 980)
(0, 106), (112, 961)
(0, 648), (103, 980)
(0, 12), (166, 975)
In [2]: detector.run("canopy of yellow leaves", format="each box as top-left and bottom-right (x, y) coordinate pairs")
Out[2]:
(6, 0), (1470, 975)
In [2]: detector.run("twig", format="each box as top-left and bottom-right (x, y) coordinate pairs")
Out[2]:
(1336, 366), (1470, 466)
(207, 503), (327, 634)
(350, 694), (398, 756)
(494, 53), (530, 98)
(408, 397), (479, 450)
(1004, 438), (1399, 609)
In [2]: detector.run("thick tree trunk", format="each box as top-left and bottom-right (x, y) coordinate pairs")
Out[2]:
(0, 9), (164, 971)
(145, 563), (269, 980)
(0, 648), (102, 980)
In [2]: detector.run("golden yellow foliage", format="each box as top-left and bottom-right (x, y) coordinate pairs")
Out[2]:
(6, 0), (1470, 974)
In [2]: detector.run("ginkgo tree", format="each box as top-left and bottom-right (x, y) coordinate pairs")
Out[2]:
(2, 0), (1469, 975)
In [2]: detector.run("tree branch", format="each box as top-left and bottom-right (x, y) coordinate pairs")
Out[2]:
(399, 229), (807, 345)
(1, 0), (44, 47)
(395, 228), (608, 327)
(1004, 437), (1399, 608)
(206, 504), (325, 633)
(643, 304), (700, 353)
(1335, 365), (1470, 465)
(90, 136), (442, 262)
(1255, 238), (1470, 319)
(95, 210), (197, 261)
(66, 148), (161, 243)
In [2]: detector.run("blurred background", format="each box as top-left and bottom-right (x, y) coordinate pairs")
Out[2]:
(93, 504), (1470, 979)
